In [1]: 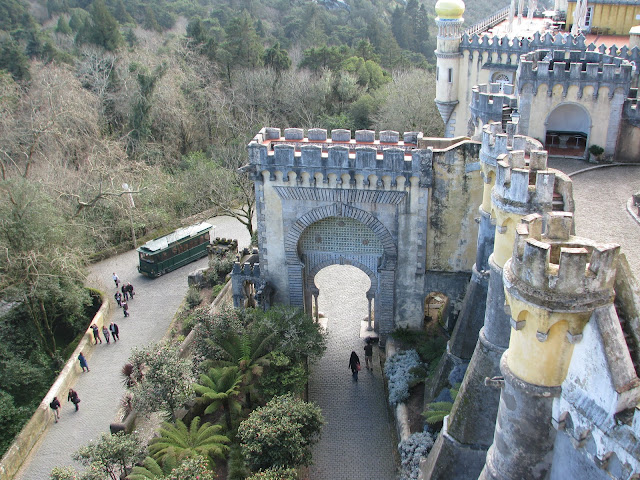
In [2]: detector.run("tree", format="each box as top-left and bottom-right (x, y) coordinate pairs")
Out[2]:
(149, 417), (230, 469)
(208, 144), (256, 237)
(372, 69), (444, 137)
(128, 343), (195, 420)
(194, 366), (243, 429)
(0, 38), (30, 81)
(238, 394), (324, 470)
(55, 16), (72, 35)
(0, 179), (90, 359)
(222, 12), (263, 70)
(72, 431), (146, 480)
(263, 42), (291, 76)
(86, 0), (122, 51)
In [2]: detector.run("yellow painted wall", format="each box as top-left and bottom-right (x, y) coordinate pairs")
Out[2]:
(453, 50), (492, 137)
(505, 296), (591, 386)
(566, 3), (640, 35)
(525, 83), (617, 148)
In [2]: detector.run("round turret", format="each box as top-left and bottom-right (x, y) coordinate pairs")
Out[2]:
(435, 0), (465, 19)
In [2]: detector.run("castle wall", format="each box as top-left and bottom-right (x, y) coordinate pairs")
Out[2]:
(426, 141), (483, 272)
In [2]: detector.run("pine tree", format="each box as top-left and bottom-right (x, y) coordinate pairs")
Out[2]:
(89, 0), (122, 51)
(55, 16), (72, 35)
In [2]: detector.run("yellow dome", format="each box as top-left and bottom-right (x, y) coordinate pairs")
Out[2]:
(435, 0), (465, 19)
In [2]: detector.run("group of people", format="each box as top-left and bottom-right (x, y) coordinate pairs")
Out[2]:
(49, 388), (81, 422)
(113, 273), (134, 317)
(348, 337), (375, 381)
(51, 273), (133, 424)
(90, 322), (120, 345)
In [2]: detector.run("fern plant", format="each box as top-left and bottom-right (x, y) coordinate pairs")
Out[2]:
(194, 366), (243, 429)
(422, 383), (460, 426)
(149, 416), (230, 469)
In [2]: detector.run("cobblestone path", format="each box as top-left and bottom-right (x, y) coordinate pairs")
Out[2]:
(15, 216), (250, 480)
(309, 265), (397, 480)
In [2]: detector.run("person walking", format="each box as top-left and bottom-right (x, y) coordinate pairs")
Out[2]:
(50, 397), (61, 422)
(122, 300), (129, 317)
(109, 322), (119, 342)
(67, 389), (80, 411)
(114, 291), (122, 307)
(112, 272), (120, 287)
(364, 339), (373, 371)
(127, 283), (134, 299)
(90, 324), (102, 344)
(77, 352), (89, 372)
(349, 351), (361, 381)
(121, 283), (129, 301)
(102, 325), (111, 344)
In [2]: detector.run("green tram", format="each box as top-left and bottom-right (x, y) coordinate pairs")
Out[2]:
(137, 222), (214, 277)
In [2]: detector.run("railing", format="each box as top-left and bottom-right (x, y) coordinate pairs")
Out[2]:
(464, 6), (510, 36)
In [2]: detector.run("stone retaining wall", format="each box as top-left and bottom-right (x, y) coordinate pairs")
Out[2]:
(0, 294), (111, 480)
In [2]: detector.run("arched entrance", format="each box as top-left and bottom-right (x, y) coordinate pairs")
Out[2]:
(545, 103), (590, 157)
(284, 203), (398, 343)
(299, 216), (381, 332)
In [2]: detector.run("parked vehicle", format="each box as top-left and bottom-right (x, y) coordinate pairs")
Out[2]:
(137, 222), (214, 277)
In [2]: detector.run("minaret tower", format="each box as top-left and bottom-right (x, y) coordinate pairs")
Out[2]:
(434, 0), (465, 137)
(479, 212), (619, 479)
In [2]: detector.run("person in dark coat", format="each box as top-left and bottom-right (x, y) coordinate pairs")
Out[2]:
(122, 300), (129, 317)
(114, 291), (122, 307)
(50, 397), (61, 422)
(121, 283), (128, 301)
(102, 325), (110, 344)
(68, 389), (80, 411)
(77, 352), (89, 372)
(109, 322), (119, 342)
(90, 324), (102, 344)
(126, 283), (134, 298)
(364, 338), (374, 370)
(349, 351), (361, 381)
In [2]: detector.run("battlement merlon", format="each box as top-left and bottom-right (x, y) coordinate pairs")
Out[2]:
(491, 150), (555, 213)
(245, 128), (434, 188)
(508, 212), (620, 302)
(516, 49), (633, 99)
(479, 122), (542, 168)
(231, 261), (262, 278)
(470, 83), (518, 123)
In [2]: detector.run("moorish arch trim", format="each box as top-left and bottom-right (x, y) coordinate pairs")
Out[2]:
(284, 202), (398, 266)
(307, 258), (377, 294)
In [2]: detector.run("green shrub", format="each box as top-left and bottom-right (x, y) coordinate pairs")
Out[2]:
(588, 144), (604, 156)
(238, 394), (324, 470)
(185, 287), (202, 309)
(211, 284), (225, 302)
(258, 351), (308, 400)
(246, 467), (299, 480)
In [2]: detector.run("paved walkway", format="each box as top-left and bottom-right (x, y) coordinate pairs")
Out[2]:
(548, 159), (640, 275)
(309, 265), (397, 480)
(15, 216), (250, 480)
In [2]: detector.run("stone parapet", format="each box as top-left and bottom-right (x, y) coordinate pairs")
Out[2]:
(461, 31), (640, 67)
(470, 83), (518, 128)
(247, 128), (433, 188)
(479, 122), (542, 169)
(516, 49), (633, 99)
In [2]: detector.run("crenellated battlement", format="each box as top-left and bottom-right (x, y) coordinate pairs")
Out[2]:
(470, 83), (518, 128)
(516, 49), (633, 99)
(510, 212), (620, 296)
(480, 121), (543, 169)
(460, 31), (640, 67)
(246, 127), (433, 188)
(492, 149), (555, 212)
(232, 261), (261, 278)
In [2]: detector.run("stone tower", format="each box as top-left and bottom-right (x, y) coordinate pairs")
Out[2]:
(434, 0), (465, 137)
(479, 212), (620, 479)
(421, 127), (574, 479)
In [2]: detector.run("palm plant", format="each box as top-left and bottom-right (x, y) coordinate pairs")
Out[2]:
(207, 329), (274, 407)
(194, 366), (243, 429)
(149, 416), (230, 469)
(422, 384), (460, 427)
(127, 454), (177, 479)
